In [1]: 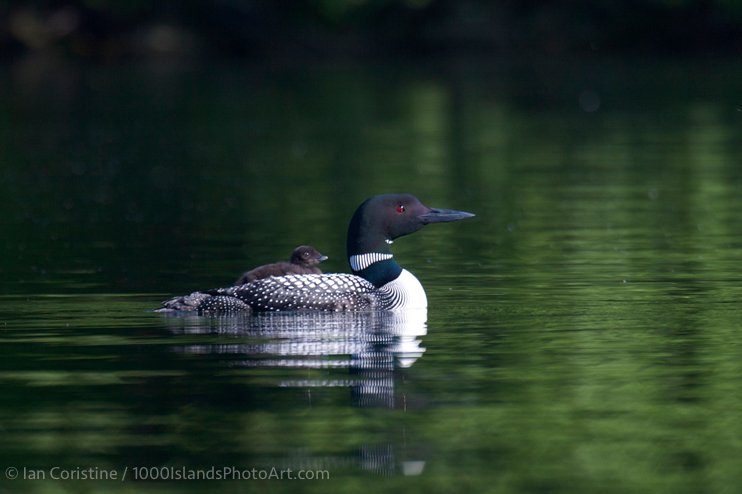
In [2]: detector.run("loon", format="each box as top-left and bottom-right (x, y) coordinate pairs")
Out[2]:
(234, 245), (327, 285)
(158, 193), (474, 314)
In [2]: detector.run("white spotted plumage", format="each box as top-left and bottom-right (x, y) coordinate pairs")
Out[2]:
(229, 273), (381, 312)
(157, 269), (429, 314)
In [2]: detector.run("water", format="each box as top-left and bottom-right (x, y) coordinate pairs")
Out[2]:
(1, 57), (742, 493)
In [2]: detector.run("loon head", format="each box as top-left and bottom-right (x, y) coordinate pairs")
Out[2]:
(290, 245), (328, 267)
(346, 193), (475, 285)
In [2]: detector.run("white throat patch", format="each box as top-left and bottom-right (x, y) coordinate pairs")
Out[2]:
(349, 253), (394, 271)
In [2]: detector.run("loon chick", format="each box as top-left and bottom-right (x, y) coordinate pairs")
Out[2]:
(159, 193), (474, 314)
(234, 245), (327, 285)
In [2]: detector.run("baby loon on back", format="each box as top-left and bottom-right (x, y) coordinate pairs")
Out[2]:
(234, 245), (327, 285)
(159, 193), (474, 314)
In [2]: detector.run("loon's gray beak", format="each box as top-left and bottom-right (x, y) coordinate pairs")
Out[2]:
(319, 255), (329, 262)
(418, 208), (476, 224)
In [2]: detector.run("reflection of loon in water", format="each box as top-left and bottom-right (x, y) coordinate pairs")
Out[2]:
(162, 309), (428, 474)
(166, 309), (427, 408)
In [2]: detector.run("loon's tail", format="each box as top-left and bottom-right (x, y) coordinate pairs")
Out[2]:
(156, 291), (211, 312)
(156, 289), (252, 314)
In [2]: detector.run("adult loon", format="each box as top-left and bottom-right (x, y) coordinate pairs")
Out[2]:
(234, 245), (327, 285)
(158, 193), (474, 314)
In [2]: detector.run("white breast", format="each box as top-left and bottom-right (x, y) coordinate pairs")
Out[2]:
(378, 269), (428, 310)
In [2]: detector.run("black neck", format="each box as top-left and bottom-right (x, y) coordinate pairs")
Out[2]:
(346, 198), (397, 287)
(351, 257), (402, 288)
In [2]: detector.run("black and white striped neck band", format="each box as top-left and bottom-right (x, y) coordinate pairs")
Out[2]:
(349, 253), (394, 271)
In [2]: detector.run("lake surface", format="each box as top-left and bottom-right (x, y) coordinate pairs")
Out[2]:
(1, 56), (742, 493)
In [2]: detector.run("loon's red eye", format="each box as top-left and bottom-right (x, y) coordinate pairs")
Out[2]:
(396, 204), (405, 214)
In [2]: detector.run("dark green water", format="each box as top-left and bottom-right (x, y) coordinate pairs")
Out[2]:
(1, 57), (742, 493)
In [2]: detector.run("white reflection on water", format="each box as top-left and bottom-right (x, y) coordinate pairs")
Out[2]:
(162, 309), (428, 475)
(163, 309), (427, 408)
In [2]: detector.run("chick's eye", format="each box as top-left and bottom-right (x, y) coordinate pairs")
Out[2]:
(395, 204), (405, 214)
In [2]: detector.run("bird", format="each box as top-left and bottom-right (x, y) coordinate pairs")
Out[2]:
(234, 245), (327, 285)
(158, 193), (474, 314)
